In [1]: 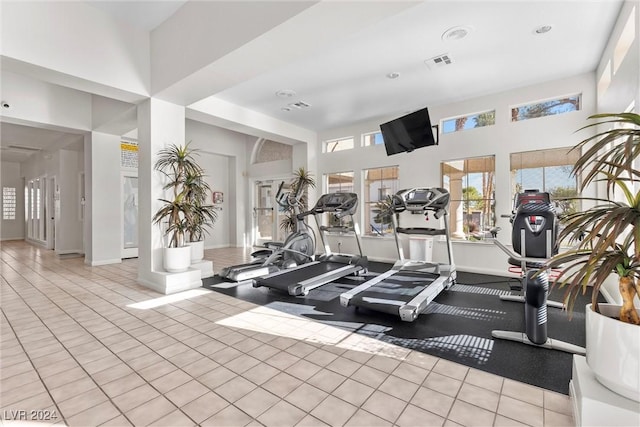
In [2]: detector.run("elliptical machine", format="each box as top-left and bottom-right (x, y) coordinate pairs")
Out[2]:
(219, 182), (315, 282)
(493, 189), (585, 355)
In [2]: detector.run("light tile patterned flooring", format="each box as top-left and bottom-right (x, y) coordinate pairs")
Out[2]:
(1, 241), (574, 426)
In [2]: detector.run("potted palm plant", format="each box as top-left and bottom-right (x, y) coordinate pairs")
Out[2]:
(279, 167), (316, 233)
(546, 112), (640, 402)
(153, 142), (209, 272)
(372, 195), (395, 236)
(183, 169), (218, 263)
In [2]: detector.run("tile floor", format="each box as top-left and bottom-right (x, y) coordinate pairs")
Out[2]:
(0, 241), (575, 426)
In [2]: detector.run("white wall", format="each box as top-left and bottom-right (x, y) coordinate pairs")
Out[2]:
(317, 73), (597, 275)
(594, 2), (640, 305)
(198, 152), (230, 249)
(0, 161), (24, 240)
(85, 132), (122, 265)
(596, 1), (639, 113)
(1, 72), (92, 131)
(56, 149), (83, 254)
(1, 1), (149, 101)
(186, 119), (253, 247)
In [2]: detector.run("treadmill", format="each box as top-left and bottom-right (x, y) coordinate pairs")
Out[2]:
(340, 187), (456, 322)
(219, 181), (314, 282)
(253, 192), (368, 296)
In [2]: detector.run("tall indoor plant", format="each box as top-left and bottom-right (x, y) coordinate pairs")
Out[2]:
(546, 112), (640, 401)
(183, 168), (218, 263)
(153, 142), (213, 272)
(279, 167), (316, 233)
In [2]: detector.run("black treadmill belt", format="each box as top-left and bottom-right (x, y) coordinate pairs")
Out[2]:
(350, 271), (439, 315)
(255, 261), (352, 290)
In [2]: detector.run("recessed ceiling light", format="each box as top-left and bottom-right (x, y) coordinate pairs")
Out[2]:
(275, 89), (296, 98)
(386, 72), (400, 79)
(534, 25), (552, 35)
(281, 107), (292, 112)
(442, 26), (472, 41)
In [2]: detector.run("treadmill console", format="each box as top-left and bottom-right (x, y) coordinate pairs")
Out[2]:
(397, 187), (450, 212)
(313, 192), (359, 215)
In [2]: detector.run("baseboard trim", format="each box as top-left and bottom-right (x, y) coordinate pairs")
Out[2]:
(88, 258), (122, 266)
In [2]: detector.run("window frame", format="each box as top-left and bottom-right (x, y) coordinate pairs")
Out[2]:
(362, 131), (384, 147)
(441, 110), (496, 134)
(2, 187), (16, 220)
(362, 166), (399, 237)
(441, 156), (496, 242)
(510, 93), (582, 122)
(323, 136), (355, 153)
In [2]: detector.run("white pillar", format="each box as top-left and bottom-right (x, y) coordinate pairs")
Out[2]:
(137, 98), (202, 293)
(449, 175), (466, 239)
(85, 132), (122, 265)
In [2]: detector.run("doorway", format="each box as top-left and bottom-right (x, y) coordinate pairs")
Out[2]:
(121, 174), (138, 258)
(253, 179), (290, 247)
(47, 176), (56, 250)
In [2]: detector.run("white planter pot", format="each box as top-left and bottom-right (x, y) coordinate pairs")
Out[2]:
(163, 246), (191, 273)
(187, 240), (204, 263)
(586, 303), (640, 402)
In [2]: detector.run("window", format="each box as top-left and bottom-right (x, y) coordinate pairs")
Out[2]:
(325, 171), (354, 194)
(363, 166), (399, 236)
(362, 131), (384, 147)
(442, 156), (496, 241)
(511, 94), (581, 122)
(324, 172), (354, 228)
(510, 147), (580, 215)
(598, 61), (612, 98)
(323, 137), (354, 153)
(442, 110), (495, 134)
(613, 7), (635, 74)
(2, 187), (16, 220)
(254, 139), (292, 164)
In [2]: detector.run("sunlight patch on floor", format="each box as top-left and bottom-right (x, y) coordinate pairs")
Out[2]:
(127, 289), (212, 309)
(215, 303), (410, 360)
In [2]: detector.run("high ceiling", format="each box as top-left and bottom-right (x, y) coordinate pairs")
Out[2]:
(1, 1), (625, 160)
(214, 0), (623, 131)
(93, 0), (623, 131)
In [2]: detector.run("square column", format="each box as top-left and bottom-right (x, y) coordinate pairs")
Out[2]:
(137, 98), (202, 293)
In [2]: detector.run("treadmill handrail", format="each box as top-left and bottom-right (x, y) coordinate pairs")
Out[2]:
(396, 227), (446, 236)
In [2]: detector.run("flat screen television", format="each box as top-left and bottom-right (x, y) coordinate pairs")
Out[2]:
(379, 107), (437, 156)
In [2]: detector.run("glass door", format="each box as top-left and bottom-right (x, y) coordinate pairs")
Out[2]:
(121, 175), (138, 258)
(253, 180), (290, 246)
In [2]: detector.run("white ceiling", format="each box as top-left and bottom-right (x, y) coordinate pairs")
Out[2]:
(1, 0), (625, 161)
(0, 123), (84, 163)
(214, 0), (623, 131)
(85, 0), (188, 31)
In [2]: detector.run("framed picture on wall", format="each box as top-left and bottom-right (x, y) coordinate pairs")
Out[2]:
(213, 191), (223, 204)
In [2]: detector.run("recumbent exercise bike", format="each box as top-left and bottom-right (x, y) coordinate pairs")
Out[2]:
(493, 189), (585, 355)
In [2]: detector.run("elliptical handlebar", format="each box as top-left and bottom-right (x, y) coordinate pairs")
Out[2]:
(275, 179), (307, 213)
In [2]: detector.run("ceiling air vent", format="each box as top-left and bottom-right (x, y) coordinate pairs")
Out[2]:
(288, 101), (311, 109)
(425, 53), (453, 70)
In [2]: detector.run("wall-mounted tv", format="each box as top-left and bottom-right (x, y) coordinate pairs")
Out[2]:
(379, 107), (438, 156)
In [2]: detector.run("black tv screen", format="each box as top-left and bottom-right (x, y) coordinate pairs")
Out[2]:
(380, 107), (437, 156)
